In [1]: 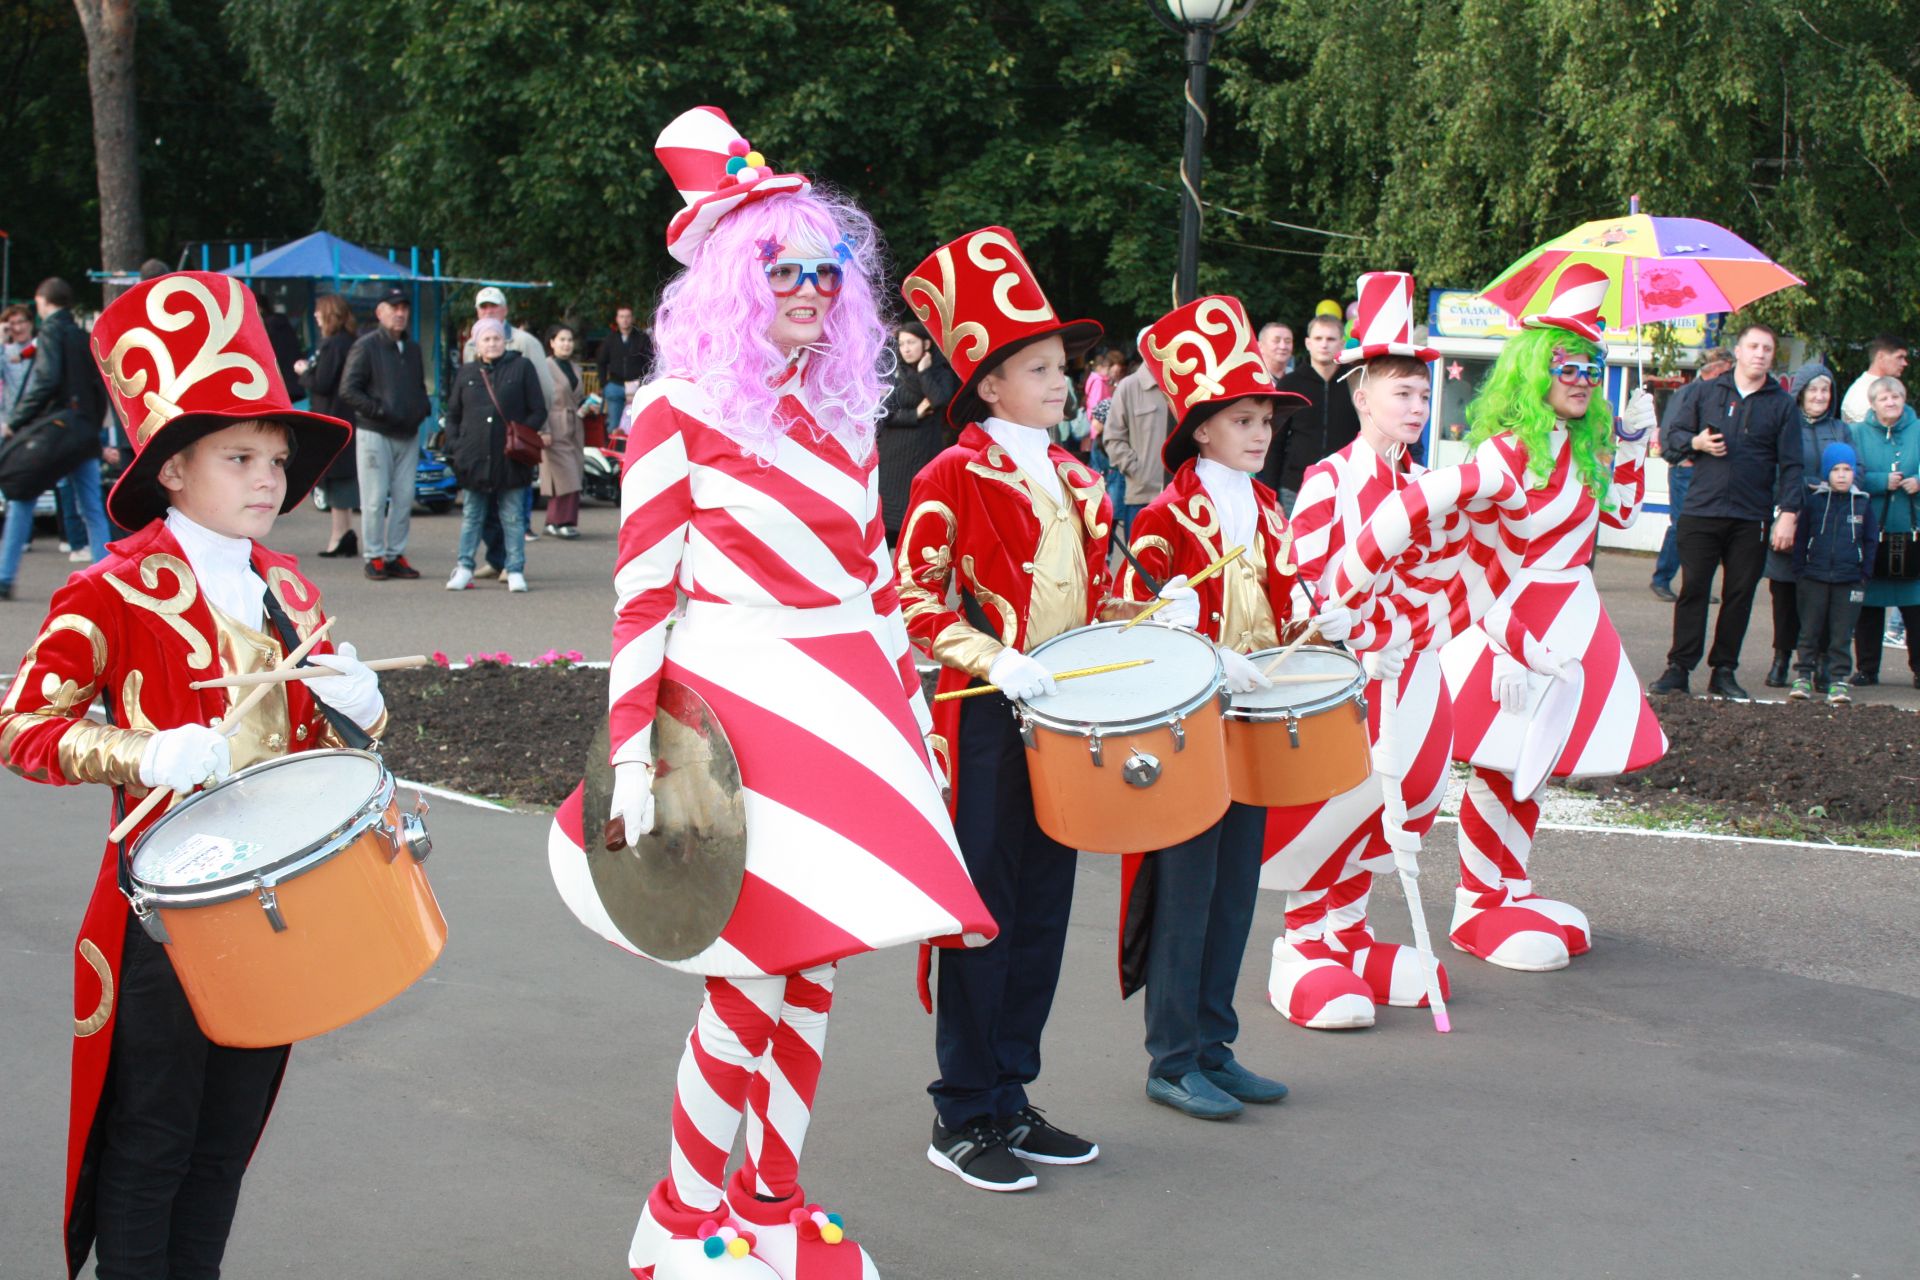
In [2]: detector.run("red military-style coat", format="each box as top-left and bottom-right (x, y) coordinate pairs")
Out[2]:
(1111, 460), (1304, 995)
(0, 518), (358, 1277)
(895, 423), (1119, 800)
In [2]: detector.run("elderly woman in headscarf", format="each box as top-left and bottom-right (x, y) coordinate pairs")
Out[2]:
(1850, 376), (1920, 685)
(444, 315), (545, 593)
(1762, 360), (1851, 687)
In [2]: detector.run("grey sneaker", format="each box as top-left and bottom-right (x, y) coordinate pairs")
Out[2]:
(1788, 678), (1812, 701)
(1827, 681), (1852, 705)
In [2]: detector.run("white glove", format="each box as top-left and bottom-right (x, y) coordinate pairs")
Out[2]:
(1364, 639), (1411, 681)
(1491, 652), (1531, 716)
(1153, 574), (1201, 630)
(1618, 387), (1657, 442)
(1216, 647), (1273, 695)
(1311, 605), (1357, 643)
(987, 649), (1058, 701)
(609, 761), (656, 845)
(140, 723), (232, 793)
(304, 642), (386, 731)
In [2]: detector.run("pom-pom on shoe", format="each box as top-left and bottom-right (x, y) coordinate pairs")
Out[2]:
(725, 1170), (878, 1280)
(630, 1179), (779, 1280)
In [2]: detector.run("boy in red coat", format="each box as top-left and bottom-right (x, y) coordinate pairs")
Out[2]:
(0, 272), (388, 1278)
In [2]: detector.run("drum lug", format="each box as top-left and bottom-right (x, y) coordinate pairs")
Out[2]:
(1286, 715), (1301, 749)
(1355, 693), (1369, 722)
(256, 882), (289, 933)
(1088, 731), (1104, 767)
(130, 893), (170, 945)
(1216, 684), (1232, 713)
(402, 811), (433, 863)
(1018, 716), (1037, 751)
(1172, 717), (1187, 753)
(1123, 751), (1162, 788)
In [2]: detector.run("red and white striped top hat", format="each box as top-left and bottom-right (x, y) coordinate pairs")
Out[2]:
(655, 106), (810, 265)
(1522, 262), (1611, 344)
(1337, 270), (1439, 365)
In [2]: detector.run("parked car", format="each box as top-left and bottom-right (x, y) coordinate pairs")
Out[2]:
(309, 444), (460, 515)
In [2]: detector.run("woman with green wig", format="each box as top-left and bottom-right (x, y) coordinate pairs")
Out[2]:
(1437, 265), (1669, 974)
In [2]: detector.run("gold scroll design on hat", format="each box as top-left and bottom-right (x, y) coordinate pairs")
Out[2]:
(104, 553), (214, 671)
(1145, 298), (1270, 413)
(903, 230), (1053, 366)
(101, 275), (270, 446)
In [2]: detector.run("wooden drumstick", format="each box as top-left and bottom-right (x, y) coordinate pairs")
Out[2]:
(1121, 545), (1246, 631)
(932, 658), (1155, 703)
(1260, 581), (1367, 677)
(110, 618), (334, 844)
(188, 654), (431, 690)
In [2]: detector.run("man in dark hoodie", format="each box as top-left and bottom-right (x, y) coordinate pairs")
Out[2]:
(1761, 361), (1851, 686)
(1790, 441), (1877, 703)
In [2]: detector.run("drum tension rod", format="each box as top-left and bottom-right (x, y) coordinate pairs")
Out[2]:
(256, 882), (289, 933)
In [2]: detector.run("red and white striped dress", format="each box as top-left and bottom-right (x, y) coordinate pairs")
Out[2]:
(548, 375), (995, 978)
(1442, 430), (1668, 778)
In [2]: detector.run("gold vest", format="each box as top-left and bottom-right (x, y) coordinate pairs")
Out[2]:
(1024, 481), (1090, 649)
(208, 607), (293, 768)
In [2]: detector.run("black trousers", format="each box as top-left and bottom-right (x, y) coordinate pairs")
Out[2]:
(1769, 578), (1800, 655)
(1667, 515), (1770, 672)
(1854, 602), (1920, 679)
(92, 914), (287, 1280)
(1794, 581), (1863, 684)
(1141, 801), (1265, 1080)
(930, 695), (1078, 1130)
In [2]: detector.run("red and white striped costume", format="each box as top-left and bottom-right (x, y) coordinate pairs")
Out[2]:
(1259, 438), (1467, 1028)
(1441, 428), (1667, 965)
(553, 375), (992, 1279)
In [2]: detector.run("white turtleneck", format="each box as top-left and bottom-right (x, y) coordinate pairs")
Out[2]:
(1195, 457), (1257, 550)
(166, 508), (266, 632)
(983, 417), (1063, 500)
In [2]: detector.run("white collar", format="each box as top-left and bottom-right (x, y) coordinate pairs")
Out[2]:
(983, 417), (1063, 498)
(1195, 457), (1255, 499)
(1195, 458), (1257, 547)
(166, 508), (266, 630)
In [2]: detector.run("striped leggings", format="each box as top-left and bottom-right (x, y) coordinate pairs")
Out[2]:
(667, 966), (834, 1214)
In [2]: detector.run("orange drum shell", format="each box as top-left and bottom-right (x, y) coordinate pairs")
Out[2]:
(149, 799), (446, 1048)
(1225, 695), (1373, 808)
(1024, 699), (1231, 854)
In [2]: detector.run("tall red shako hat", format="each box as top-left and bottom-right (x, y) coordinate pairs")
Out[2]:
(1522, 262), (1611, 344)
(655, 106), (811, 265)
(1337, 270), (1439, 366)
(900, 225), (1103, 428)
(1139, 295), (1310, 472)
(90, 271), (351, 530)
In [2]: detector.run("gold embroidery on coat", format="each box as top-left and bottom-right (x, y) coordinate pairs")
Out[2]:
(1123, 534), (1173, 602)
(99, 275), (269, 445)
(1061, 462), (1110, 541)
(3, 614), (109, 713)
(120, 671), (154, 732)
(964, 448), (1031, 501)
(75, 939), (114, 1037)
(959, 556), (1018, 647)
(104, 555), (213, 671)
(1169, 493), (1223, 555)
(265, 567), (324, 636)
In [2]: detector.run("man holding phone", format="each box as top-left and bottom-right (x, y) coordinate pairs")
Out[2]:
(1649, 323), (1803, 698)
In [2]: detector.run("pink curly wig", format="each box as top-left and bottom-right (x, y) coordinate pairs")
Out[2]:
(650, 186), (890, 460)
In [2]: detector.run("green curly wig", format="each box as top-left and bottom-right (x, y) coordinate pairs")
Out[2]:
(1463, 327), (1616, 508)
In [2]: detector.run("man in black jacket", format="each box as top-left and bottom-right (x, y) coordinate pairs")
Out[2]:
(340, 288), (431, 580)
(1264, 314), (1361, 510)
(595, 305), (652, 433)
(1650, 323), (1803, 699)
(0, 278), (112, 600)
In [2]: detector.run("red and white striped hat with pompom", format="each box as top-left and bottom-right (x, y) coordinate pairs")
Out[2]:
(1336, 270), (1439, 365)
(1521, 262), (1610, 344)
(655, 106), (810, 264)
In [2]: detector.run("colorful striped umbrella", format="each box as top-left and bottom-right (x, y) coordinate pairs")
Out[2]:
(1479, 213), (1803, 331)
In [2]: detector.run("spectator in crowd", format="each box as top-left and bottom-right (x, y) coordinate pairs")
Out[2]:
(595, 304), (653, 433)
(878, 323), (945, 543)
(1841, 334), (1909, 424)
(0, 278), (113, 600)
(1761, 361), (1850, 686)
(1650, 323), (1803, 700)
(1085, 346), (1126, 503)
(1790, 441), (1877, 704)
(340, 287), (431, 581)
(1, 304), (32, 414)
(260, 292), (304, 391)
(1849, 376), (1920, 685)
(1258, 321), (1294, 380)
(540, 322), (588, 539)
(462, 287), (551, 553)
(444, 318), (544, 593)
(298, 293), (361, 558)
(1267, 313), (1361, 510)
(1103, 333), (1174, 533)
(1650, 349), (1731, 601)
(136, 258), (171, 281)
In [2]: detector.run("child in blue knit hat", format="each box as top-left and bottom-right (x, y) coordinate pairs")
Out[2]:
(1791, 440), (1879, 703)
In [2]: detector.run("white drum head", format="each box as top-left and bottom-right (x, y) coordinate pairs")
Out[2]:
(1024, 623), (1221, 727)
(1232, 645), (1363, 715)
(1512, 660), (1585, 802)
(131, 751), (387, 890)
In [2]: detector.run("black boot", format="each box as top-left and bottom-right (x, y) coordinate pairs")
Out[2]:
(1708, 666), (1751, 700)
(1649, 665), (1690, 696)
(1765, 651), (1791, 688)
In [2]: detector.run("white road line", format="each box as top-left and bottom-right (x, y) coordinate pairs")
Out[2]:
(395, 779), (513, 812)
(1430, 814), (1920, 859)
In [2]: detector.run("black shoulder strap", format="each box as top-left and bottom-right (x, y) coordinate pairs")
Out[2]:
(260, 588), (376, 752)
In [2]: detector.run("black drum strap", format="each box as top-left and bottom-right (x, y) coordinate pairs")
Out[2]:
(260, 591), (375, 753)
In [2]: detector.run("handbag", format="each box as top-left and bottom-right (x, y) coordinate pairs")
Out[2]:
(1875, 491), (1920, 581)
(0, 404), (98, 502)
(477, 365), (544, 468)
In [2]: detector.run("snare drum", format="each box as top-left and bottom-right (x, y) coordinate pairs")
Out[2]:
(1226, 645), (1372, 807)
(1017, 621), (1230, 853)
(128, 750), (444, 1048)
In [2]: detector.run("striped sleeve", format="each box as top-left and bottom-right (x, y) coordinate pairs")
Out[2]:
(1600, 438), (1648, 530)
(608, 388), (695, 765)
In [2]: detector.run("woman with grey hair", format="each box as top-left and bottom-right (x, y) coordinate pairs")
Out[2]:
(444, 316), (546, 592)
(1849, 375), (1920, 684)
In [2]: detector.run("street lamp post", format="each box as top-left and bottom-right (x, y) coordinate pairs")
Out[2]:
(1150, 0), (1261, 306)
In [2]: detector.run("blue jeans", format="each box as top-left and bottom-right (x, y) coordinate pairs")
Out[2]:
(458, 488), (526, 574)
(0, 456), (110, 586)
(601, 380), (626, 435)
(1653, 463), (1693, 588)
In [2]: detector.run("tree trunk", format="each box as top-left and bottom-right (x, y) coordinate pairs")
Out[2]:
(73, 0), (141, 292)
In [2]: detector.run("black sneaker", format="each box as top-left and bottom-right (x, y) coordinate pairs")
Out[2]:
(1648, 665), (1689, 696)
(364, 557), (389, 580)
(1707, 666), (1749, 701)
(1002, 1106), (1098, 1166)
(1852, 670), (1878, 687)
(927, 1119), (1035, 1192)
(383, 555), (422, 580)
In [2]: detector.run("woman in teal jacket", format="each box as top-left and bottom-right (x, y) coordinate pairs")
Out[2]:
(1849, 377), (1920, 683)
